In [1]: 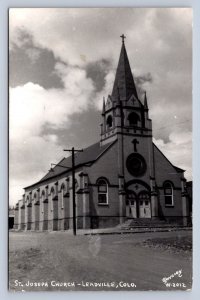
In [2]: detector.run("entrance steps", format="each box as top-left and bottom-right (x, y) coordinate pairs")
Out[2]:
(120, 218), (183, 231)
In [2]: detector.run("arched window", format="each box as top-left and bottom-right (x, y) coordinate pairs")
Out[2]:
(164, 182), (174, 206)
(41, 190), (45, 213)
(106, 115), (113, 128)
(74, 179), (78, 190)
(50, 187), (55, 211)
(128, 112), (140, 126)
(97, 179), (108, 205)
(33, 193), (37, 204)
(60, 183), (66, 209)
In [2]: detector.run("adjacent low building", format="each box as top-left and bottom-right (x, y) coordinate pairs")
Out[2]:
(13, 37), (190, 231)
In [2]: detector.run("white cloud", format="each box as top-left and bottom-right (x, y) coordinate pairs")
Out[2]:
(10, 65), (95, 138)
(153, 130), (192, 180)
(9, 8), (192, 68)
(9, 64), (95, 205)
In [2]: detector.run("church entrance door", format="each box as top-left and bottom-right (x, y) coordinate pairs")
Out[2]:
(126, 190), (151, 218)
(126, 192), (137, 218)
(138, 192), (151, 218)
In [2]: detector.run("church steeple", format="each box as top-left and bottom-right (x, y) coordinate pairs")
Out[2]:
(100, 36), (152, 147)
(112, 35), (138, 101)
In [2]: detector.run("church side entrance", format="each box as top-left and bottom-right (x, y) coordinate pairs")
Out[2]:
(126, 191), (151, 218)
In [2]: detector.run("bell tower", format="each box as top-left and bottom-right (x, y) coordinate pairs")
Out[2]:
(100, 35), (152, 146)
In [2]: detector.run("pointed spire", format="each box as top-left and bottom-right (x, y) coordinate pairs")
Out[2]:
(112, 35), (138, 101)
(102, 97), (105, 115)
(144, 91), (148, 109)
(116, 86), (121, 105)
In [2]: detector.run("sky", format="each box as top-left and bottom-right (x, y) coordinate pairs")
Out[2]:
(9, 8), (192, 206)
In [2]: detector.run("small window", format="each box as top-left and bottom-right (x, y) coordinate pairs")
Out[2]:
(106, 115), (113, 128)
(145, 200), (149, 206)
(140, 200), (143, 206)
(139, 192), (149, 200)
(164, 182), (174, 206)
(97, 179), (108, 205)
(128, 112), (140, 126)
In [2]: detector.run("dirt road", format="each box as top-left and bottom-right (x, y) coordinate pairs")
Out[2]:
(9, 230), (192, 291)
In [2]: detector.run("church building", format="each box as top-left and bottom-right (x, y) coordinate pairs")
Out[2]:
(14, 36), (190, 231)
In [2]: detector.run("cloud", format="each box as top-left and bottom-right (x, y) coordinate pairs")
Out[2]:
(86, 59), (113, 92)
(9, 42), (64, 89)
(10, 64), (95, 138)
(135, 72), (153, 86)
(153, 130), (192, 180)
(9, 63), (96, 205)
(26, 47), (41, 63)
(9, 8), (191, 68)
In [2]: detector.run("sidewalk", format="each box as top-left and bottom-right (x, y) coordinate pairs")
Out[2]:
(11, 226), (192, 236)
(76, 226), (192, 236)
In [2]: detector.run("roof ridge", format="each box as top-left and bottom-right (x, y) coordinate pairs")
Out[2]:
(24, 140), (115, 190)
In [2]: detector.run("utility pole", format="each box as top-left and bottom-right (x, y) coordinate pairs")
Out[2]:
(63, 147), (83, 236)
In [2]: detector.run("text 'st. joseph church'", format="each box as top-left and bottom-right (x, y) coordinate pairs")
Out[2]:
(14, 36), (190, 230)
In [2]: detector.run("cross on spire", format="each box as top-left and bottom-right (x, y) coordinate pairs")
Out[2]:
(120, 34), (126, 43)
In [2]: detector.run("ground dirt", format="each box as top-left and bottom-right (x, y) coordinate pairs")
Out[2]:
(9, 230), (192, 292)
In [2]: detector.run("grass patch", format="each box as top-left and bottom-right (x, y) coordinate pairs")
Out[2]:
(141, 236), (192, 253)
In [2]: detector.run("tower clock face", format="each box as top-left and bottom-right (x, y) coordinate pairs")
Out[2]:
(126, 153), (147, 177)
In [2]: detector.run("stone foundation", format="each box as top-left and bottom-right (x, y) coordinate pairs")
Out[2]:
(19, 223), (26, 230)
(35, 221), (40, 230)
(164, 216), (191, 226)
(42, 220), (48, 231)
(16, 215), (191, 231)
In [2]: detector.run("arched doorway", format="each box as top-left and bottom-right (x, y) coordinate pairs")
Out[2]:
(126, 190), (151, 218)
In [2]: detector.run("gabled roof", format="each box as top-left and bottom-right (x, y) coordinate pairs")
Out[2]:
(112, 40), (138, 101)
(24, 140), (116, 189)
(173, 166), (185, 173)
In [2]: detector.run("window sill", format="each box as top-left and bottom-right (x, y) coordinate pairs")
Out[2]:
(98, 203), (109, 206)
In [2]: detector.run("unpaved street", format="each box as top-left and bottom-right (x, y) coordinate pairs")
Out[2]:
(9, 230), (192, 291)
